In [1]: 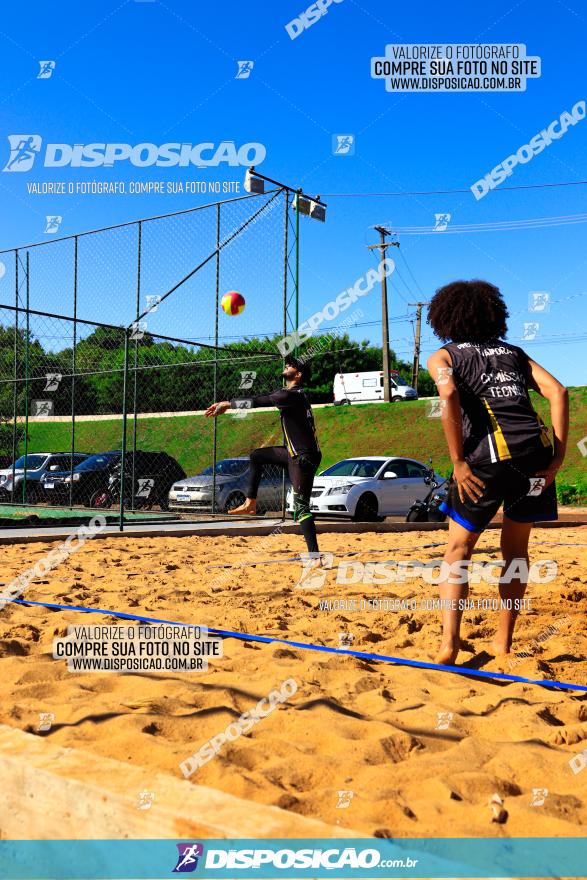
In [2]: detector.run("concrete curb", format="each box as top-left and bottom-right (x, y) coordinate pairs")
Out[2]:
(0, 724), (362, 840)
(0, 516), (585, 545)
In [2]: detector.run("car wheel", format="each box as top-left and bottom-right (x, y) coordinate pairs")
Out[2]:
(224, 491), (246, 513)
(90, 490), (113, 509)
(392, 396), (402, 403)
(352, 492), (384, 522)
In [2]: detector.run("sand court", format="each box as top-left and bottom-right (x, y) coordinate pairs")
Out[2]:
(0, 525), (586, 840)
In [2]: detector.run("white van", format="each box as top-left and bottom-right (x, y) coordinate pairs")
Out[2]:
(333, 370), (418, 404)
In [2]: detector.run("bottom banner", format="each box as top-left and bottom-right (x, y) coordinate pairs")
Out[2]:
(0, 837), (586, 878)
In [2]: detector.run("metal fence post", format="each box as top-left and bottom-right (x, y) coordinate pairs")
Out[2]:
(22, 252), (30, 505)
(119, 329), (130, 532)
(281, 190), (289, 519)
(69, 237), (78, 508)
(212, 202), (220, 515)
(131, 220), (142, 511)
(11, 250), (19, 501)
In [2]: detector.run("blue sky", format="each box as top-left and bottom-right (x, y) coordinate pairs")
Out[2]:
(0, 0), (585, 384)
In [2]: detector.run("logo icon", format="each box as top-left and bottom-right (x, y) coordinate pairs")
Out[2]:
(37, 61), (56, 79)
(332, 134), (355, 156)
(435, 366), (453, 386)
(136, 478), (155, 498)
(427, 398), (446, 419)
(4, 135), (42, 172)
(523, 322), (539, 341)
(137, 791), (155, 810)
(232, 398), (253, 420)
(435, 711), (454, 730)
(130, 321), (147, 340)
(433, 213), (451, 232)
(527, 477), (546, 497)
(239, 370), (256, 390)
(295, 552), (333, 589)
(45, 216), (62, 234)
(338, 632), (354, 648)
(236, 61), (254, 79)
(528, 291), (550, 312)
(336, 789), (354, 809)
(145, 294), (161, 313)
(31, 399), (54, 418)
(173, 843), (204, 873)
(43, 373), (62, 392)
(530, 787), (548, 806)
(38, 712), (55, 732)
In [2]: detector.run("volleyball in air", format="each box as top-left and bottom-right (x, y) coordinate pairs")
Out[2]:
(221, 291), (246, 316)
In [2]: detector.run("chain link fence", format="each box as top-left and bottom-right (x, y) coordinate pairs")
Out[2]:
(0, 189), (296, 527)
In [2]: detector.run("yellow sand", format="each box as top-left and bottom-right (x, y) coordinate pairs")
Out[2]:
(1, 526), (586, 839)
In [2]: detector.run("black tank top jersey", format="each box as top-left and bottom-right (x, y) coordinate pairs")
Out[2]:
(231, 386), (320, 457)
(442, 340), (552, 466)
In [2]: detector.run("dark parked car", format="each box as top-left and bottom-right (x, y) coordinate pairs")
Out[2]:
(90, 451), (186, 511)
(41, 451), (122, 507)
(0, 452), (90, 503)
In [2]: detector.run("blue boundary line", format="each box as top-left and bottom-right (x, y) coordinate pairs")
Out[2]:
(11, 596), (587, 693)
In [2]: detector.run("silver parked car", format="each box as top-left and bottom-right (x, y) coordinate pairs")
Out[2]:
(168, 457), (290, 513)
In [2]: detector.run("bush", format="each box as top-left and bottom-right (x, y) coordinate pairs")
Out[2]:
(556, 478), (587, 506)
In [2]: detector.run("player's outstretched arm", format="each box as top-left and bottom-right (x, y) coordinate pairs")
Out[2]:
(204, 401), (230, 417)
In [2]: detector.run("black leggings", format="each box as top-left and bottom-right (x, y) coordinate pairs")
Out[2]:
(247, 446), (321, 553)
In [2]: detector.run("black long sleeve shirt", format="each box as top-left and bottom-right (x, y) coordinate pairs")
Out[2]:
(230, 386), (320, 457)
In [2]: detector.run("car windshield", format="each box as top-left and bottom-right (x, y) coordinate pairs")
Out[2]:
(75, 454), (119, 472)
(200, 459), (248, 477)
(13, 454), (48, 470)
(321, 459), (383, 478)
(392, 375), (409, 386)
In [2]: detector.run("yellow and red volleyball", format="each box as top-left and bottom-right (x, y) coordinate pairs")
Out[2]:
(221, 291), (246, 316)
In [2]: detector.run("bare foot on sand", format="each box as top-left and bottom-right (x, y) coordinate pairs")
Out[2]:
(228, 499), (257, 516)
(489, 638), (511, 656)
(436, 640), (459, 665)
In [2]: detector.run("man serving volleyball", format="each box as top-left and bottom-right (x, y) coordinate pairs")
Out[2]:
(205, 355), (322, 555)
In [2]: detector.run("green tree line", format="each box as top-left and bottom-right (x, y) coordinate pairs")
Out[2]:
(0, 324), (435, 430)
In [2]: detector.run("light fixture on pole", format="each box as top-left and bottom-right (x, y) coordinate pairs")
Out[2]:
(244, 167), (265, 194)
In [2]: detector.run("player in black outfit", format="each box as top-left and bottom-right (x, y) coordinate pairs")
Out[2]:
(204, 356), (322, 553)
(427, 280), (568, 666)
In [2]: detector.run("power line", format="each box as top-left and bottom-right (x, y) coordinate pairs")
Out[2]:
(394, 212), (587, 235)
(322, 180), (587, 198)
(397, 247), (426, 299)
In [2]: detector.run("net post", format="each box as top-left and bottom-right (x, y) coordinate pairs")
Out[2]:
(69, 236), (78, 509)
(22, 251), (30, 506)
(119, 329), (130, 532)
(281, 190), (289, 520)
(131, 220), (142, 512)
(212, 202), (221, 515)
(11, 250), (19, 504)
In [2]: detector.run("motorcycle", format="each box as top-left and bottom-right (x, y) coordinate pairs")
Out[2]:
(406, 462), (450, 523)
(90, 471), (160, 510)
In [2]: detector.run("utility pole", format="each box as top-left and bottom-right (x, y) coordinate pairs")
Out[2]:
(408, 301), (429, 392)
(368, 226), (400, 402)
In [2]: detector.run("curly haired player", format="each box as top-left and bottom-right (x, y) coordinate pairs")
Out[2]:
(427, 280), (568, 665)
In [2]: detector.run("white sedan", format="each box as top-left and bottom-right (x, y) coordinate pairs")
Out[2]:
(287, 456), (443, 521)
